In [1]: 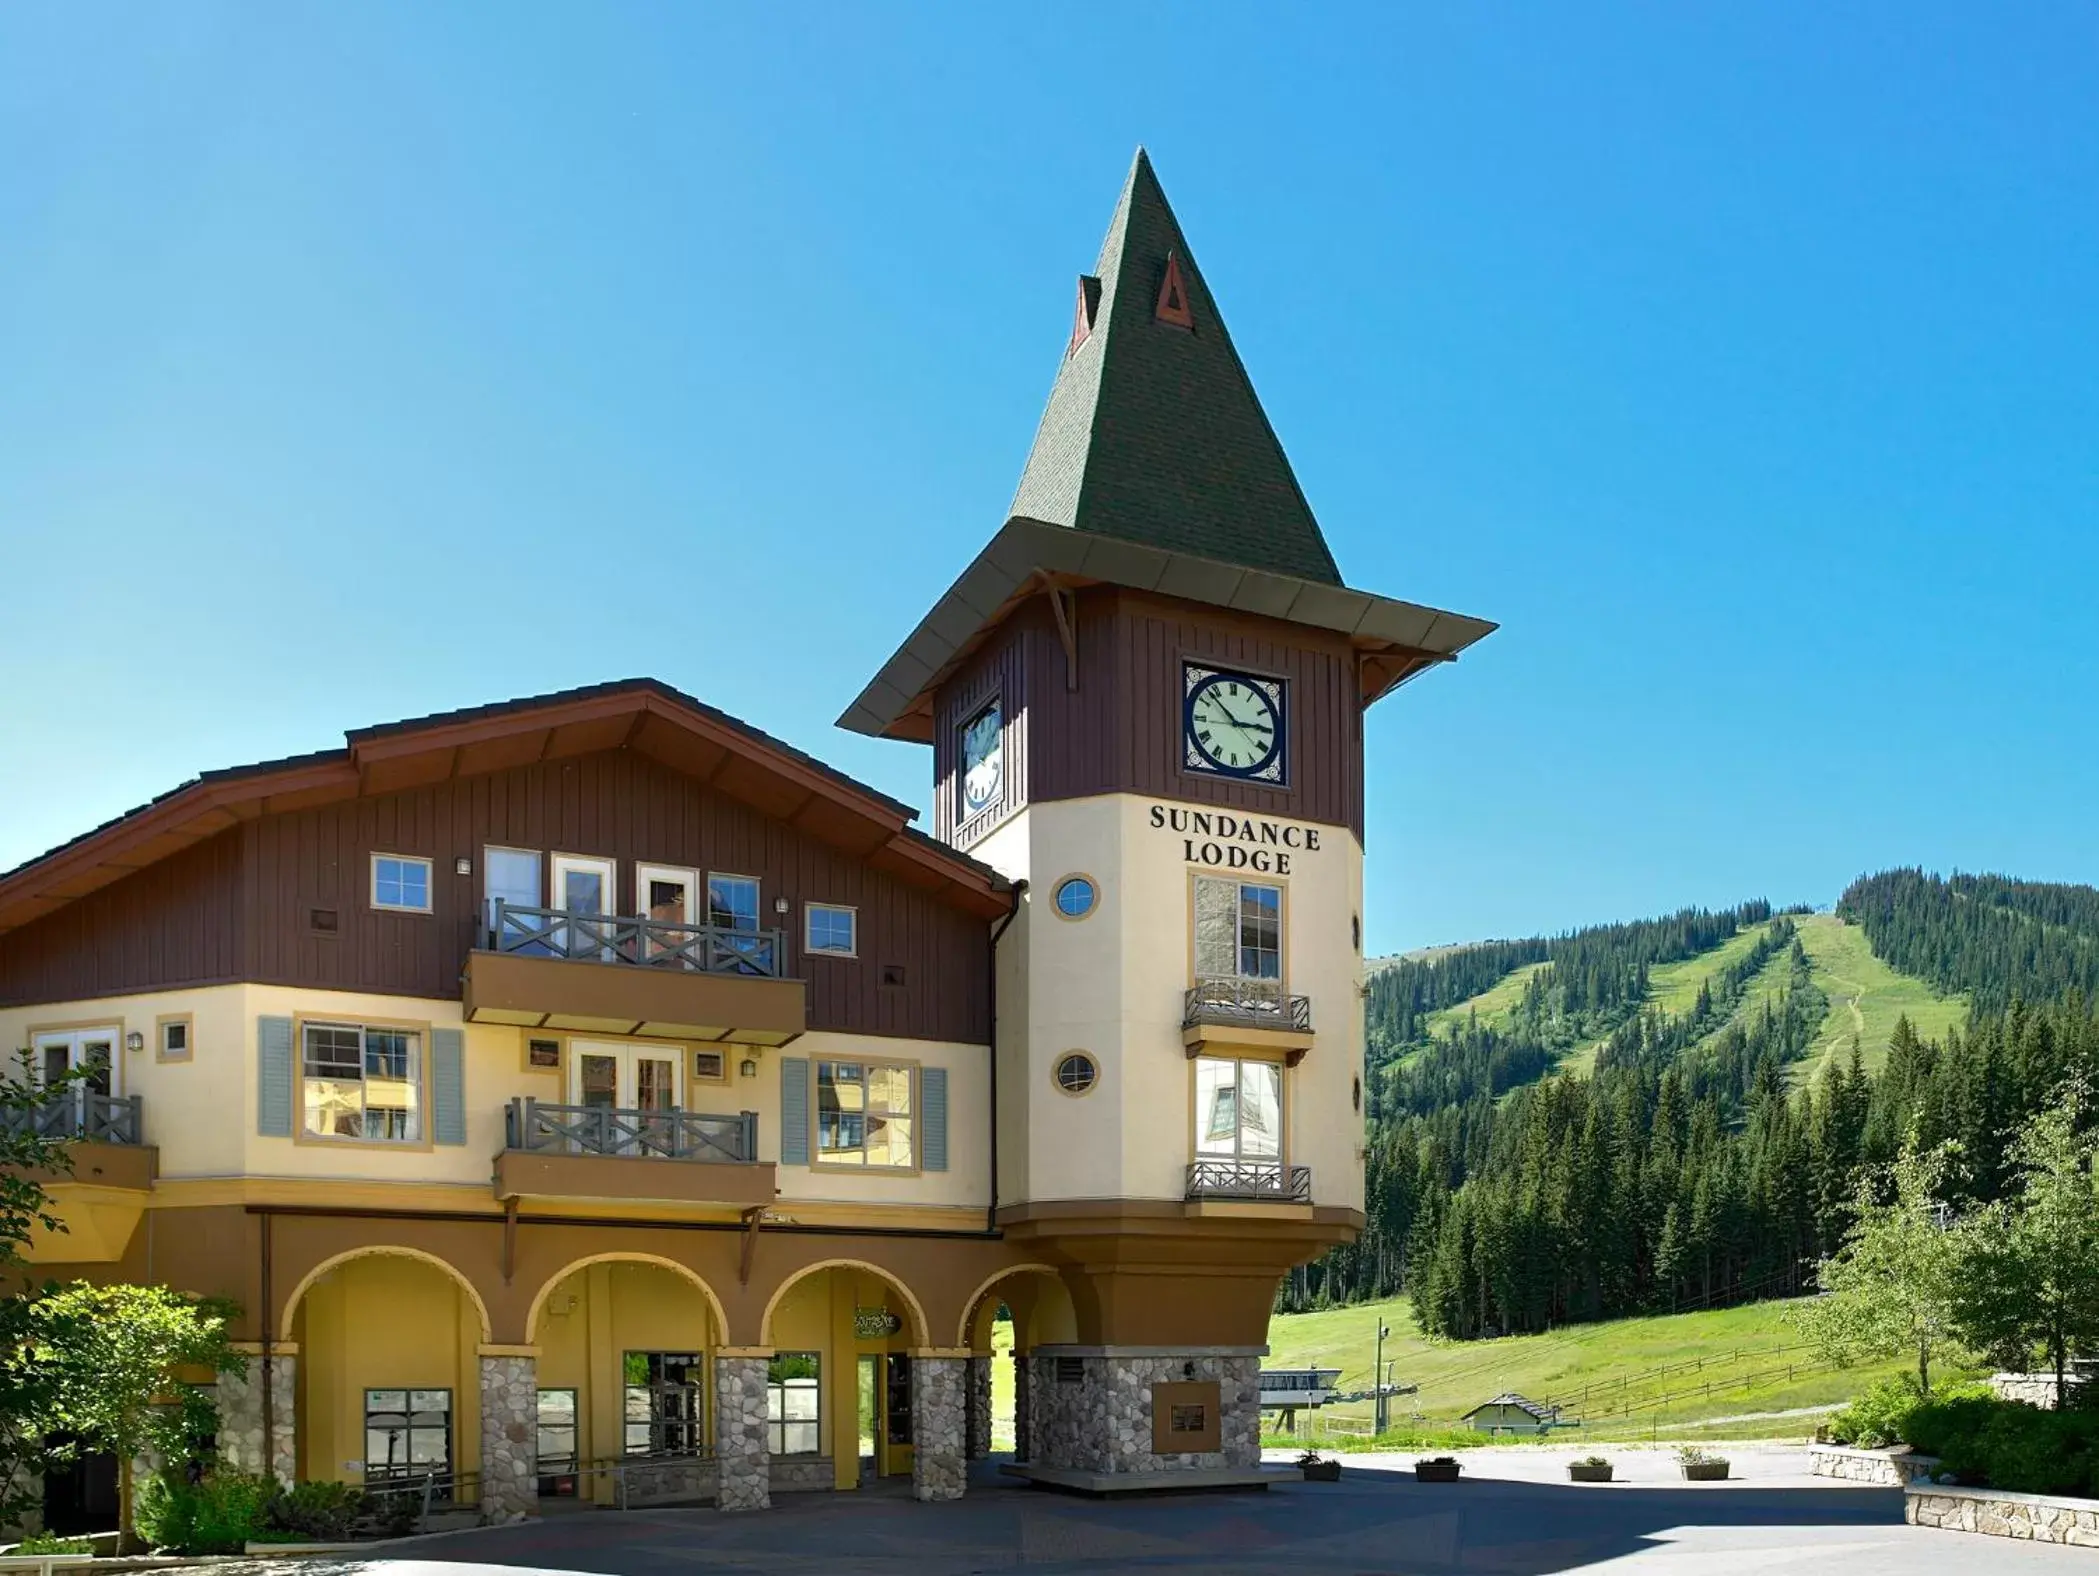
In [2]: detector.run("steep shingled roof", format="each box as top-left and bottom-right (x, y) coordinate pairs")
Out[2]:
(1009, 148), (1343, 586)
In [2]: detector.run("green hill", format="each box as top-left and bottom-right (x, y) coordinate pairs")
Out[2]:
(1265, 1295), (1922, 1444)
(1790, 911), (1968, 1082)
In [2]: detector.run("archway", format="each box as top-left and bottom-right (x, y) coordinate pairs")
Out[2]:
(760, 1259), (931, 1489)
(286, 1246), (495, 1495)
(958, 1266), (1075, 1459)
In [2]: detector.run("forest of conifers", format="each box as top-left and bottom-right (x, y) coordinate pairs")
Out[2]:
(1285, 869), (2099, 1340)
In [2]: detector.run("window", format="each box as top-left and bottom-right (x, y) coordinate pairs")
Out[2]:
(815, 1060), (914, 1168)
(485, 847), (542, 946)
(707, 874), (759, 931)
(1053, 1052), (1099, 1096)
(623, 1352), (703, 1456)
(535, 1388), (578, 1496)
(1195, 1056), (1283, 1164)
(365, 1388), (451, 1487)
(1052, 875), (1098, 920)
(302, 1022), (422, 1142)
(692, 1049), (725, 1082)
(1194, 877), (1283, 1009)
(157, 1016), (192, 1062)
(766, 1352), (821, 1456)
(371, 854), (432, 914)
(805, 903), (857, 957)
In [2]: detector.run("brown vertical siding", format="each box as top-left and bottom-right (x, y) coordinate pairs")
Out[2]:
(934, 588), (1364, 846)
(1, 751), (990, 1043)
(932, 623), (1029, 846)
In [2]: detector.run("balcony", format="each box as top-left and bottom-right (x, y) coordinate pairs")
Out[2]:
(1185, 1159), (1312, 1204)
(1181, 977), (1314, 1061)
(3, 1091), (156, 1262)
(493, 1096), (777, 1209)
(1, 1089), (143, 1146)
(462, 903), (805, 1045)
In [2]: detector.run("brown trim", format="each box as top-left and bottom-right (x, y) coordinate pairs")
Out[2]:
(461, 950), (807, 1046)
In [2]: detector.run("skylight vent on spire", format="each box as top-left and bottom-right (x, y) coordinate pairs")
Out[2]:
(1069, 274), (1102, 355)
(1155, 251), (1193, 327)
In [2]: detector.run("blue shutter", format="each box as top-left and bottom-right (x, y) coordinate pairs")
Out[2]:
(431, 1028), (466, 1146)
(922, 1066), (948, 1172)
(257, 1016), (294, 1137)
(779, 1057), (809, 1165)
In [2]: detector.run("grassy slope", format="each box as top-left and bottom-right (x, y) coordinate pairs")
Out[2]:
(1419, 960), (1551, 1039)
(1264, 1294), (1921, 1444)
(1789, 911), (1968, 1082)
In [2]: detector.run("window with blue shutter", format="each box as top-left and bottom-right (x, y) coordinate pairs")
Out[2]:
(257, 1016), (294, 1136)
(922, 1066), (948, 1172)
(431, 1028), (465, 1145)
(779, 1057), (809, 1165)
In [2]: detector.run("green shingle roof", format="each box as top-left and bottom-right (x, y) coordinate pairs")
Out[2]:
(1008, 149), (1344, 586)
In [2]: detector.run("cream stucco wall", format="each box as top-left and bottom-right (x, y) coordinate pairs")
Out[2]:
(986, 794), (1366, 1212)
(0, 986), (989, 1208)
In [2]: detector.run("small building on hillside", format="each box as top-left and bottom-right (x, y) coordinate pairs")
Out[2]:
(1462, 1393), (1562, 1436)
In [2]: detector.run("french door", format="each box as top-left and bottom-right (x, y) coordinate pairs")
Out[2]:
(635, 864), (699, 964)
(549, 854), (617, 959)
(32, 1029), (115, 1136)
(572, 1040), (681, 1153)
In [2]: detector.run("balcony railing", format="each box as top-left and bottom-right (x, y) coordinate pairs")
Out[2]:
(505, 1096), (757, 1163)
(487, 902), (785, 978)
(0, 1089), (143, 1146)
(1183, 977), (1312, 1033)
(1185, 1159), (1312, 1203)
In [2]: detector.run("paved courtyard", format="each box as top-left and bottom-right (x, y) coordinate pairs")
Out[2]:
(234, 1448), (2097, 1575)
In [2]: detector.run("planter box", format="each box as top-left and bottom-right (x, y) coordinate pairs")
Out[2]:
(1808, 1445), (1940, 1486)
(1906, 1482), (2099, 1544)
(1680, 1461), (1730, 1481)
(1568, 1463), (1614, 1483)
(1299, 1460), (1342, 1482)
(1415, 1460), (1462, 1483)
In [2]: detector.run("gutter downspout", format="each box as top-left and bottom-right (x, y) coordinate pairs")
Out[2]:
(987, 880), (1027, 1233)
(260, 1210), (274, 1480)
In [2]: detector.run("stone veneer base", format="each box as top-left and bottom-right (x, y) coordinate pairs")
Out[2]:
(1807, 1445), (1940, 1486)
(1003, 1463), (1302, 1495)
(1905, 1481), (2099, 1544)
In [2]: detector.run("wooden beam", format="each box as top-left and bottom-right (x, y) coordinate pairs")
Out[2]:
(1043, 579), (1079, 691)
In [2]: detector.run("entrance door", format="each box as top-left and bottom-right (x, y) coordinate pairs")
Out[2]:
(634, 864), (699, 965)
(571, 1041), (681, 1153)
(41, 1442), (118, 1535)
(856, 1356), (878, 1484)
(549, 854), (617, 958)
(33, 1029), (115, 1135)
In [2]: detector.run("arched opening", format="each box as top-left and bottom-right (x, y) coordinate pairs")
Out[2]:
(287, 1247), (493, 1502)
(960, 1267), (1076, 1460)
(528, 1255), (723, 1507)
(761, 1259), (929, 1491)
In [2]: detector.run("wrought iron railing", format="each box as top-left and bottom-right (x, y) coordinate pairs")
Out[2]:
(487, 901), (785, 977)
(0, 1089), (143, 1145)
(506, 1097), (757, 1163)
(1185, 1159), (1312, 1202)
(1183, 977), (1312, 1032)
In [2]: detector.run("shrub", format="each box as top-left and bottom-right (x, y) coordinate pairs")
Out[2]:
(1902, 1392), (2099, 1497)
(13, 1534), (95, 1555)
(1829, 1374), (1927, 1448)
(135, 1468), (273, 1554)
(1902, 1387), (2004, 1464)
(266, 1479), (367, 1541)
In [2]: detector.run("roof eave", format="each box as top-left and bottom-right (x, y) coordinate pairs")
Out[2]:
(837, 517), (1498, 741)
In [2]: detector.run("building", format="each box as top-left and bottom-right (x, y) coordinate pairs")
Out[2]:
(0, 150), (1493, 1518)
(1461, 1394), (1562, 1436)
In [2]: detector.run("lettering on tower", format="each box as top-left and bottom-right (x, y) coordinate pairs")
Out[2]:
(1149, 804), (1322, 874)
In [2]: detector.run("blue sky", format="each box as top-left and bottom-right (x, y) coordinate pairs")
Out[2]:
(2, 4), (2094, 954)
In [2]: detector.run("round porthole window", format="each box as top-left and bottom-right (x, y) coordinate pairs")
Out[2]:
(1054, 1051), (1100, 1095)
(1052, 874), (1098, 920)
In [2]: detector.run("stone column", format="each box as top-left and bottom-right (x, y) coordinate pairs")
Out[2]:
(965, 1356), (994, 1459)
(910, 1356), (966, 1502)
(478, 1353), (537, 1523)
(218, 1350), (297, 1482)
(1010, 1350), (1030, 1464)
(713, 1354), (770, 1511)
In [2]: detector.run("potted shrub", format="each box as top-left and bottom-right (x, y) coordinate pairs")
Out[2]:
(1296, 1449), (1342, 1482)
(1414, 1456), (1462, 1483)
(1568, 1455), (1614, 1483)
(1676, 1447), (1729, 1482)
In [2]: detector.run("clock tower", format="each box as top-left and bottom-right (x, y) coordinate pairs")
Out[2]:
(841, 150), (1494, 1484)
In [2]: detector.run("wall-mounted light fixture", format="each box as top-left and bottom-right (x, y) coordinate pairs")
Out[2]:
(773, 896), (790, 915)
(740, 1057), (759, 1080)
(125, 1031), (145, 1053)
(455, 857), (473, 877)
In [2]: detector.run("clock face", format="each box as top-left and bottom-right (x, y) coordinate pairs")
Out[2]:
(1184, 667), (1285, 781)
(961, 701), (1003, 815)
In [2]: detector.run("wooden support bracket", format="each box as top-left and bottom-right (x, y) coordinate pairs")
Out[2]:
(739, 1204), (766, 1286)
(1044, 581), (1079, 690)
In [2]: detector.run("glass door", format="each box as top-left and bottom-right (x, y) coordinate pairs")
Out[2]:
(33, 1029), (114, 1136)
(549, 854), (617, 959)
(571, 1041), (682, 1154)
(485, 847), (544, 952)
(635, 864), (698, 966)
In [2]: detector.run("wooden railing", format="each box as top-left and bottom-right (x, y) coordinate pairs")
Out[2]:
(506, 1097), (757, 1163)
(1185, 1159), (1311, 1202)
(1183, 977), (1312, 1032)
(0, 1089), (143, 1145)
(487, 901), (786, 977)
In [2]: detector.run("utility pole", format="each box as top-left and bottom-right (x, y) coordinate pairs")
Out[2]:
(1374, 1320), (1390, 1436)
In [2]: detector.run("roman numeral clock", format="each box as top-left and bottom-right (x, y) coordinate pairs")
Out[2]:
(1183, 664), (1286, 783)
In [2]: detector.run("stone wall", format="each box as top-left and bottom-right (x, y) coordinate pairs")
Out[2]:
(1906, 1483), (2099, 1544)
(1012, 1352), (1032, 1463)
(769, 1458), (834, 1494)
(966, 1356), (993, 1460)
(1808, 1445), (1940, 1486)
(1028, 1352), (1262, 1475)
(216, 1355), (296, 1482)
(1990, 1372), (2089, 1409)
(714, 1356), (770, 1511)
(620, 1456), (715, 1508)
(911, 1357), (966, 1502)
(479, 1355), (537, 1523)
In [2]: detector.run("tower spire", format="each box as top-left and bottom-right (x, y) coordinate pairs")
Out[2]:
(1008, 149), (1343, 586)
